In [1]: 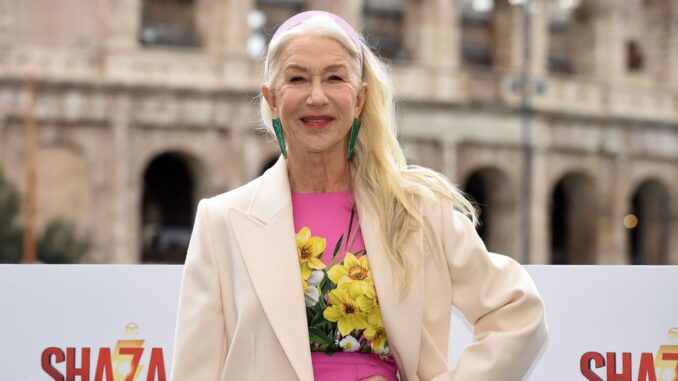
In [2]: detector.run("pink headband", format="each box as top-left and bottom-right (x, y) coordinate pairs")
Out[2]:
(270, 11), (364, 68)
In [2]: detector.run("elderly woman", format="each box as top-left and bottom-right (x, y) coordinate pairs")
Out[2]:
(171, 10), (547, 381)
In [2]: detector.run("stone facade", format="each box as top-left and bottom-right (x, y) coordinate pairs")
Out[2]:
(0, 0), (676, 264)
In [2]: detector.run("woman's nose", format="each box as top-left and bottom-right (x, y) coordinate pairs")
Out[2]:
(307, 78), (328, 106)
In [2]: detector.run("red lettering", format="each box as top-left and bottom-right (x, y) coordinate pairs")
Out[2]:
(637, 352), (657, 381)
(119, 347), (144, 381)
(581, 351), (605, 381)
(661, 352), (678, 381)
(66, 347), (90, 381)
(607, 352), (632, 381)
(42, 347), (65, 381)
(146, 348), (167, 381)
(94, 348), (114, 381)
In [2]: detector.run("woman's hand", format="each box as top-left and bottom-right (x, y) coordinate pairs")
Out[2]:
(359, 376), (389, 381)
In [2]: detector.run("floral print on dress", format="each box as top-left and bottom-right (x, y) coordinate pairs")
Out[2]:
(296, 217), (392, 358)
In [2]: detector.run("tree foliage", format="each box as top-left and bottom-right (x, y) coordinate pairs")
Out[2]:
(0, 170), (90, 263)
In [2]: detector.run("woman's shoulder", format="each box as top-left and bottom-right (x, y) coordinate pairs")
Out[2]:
(418, 190), (476, 237)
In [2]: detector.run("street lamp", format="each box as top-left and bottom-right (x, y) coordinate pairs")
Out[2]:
(247, 10), (267, 60)
(511, 0), (533, 264)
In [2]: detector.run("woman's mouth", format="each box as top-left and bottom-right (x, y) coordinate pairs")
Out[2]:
(300, 115), (334, 129)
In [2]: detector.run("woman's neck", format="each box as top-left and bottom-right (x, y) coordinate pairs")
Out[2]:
(287, 151), (351, 193)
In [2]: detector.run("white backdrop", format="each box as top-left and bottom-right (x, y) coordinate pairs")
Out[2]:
(1, 265), (677, 380)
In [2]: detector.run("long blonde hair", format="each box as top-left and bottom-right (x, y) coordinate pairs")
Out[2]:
(259, 16), (477, 295)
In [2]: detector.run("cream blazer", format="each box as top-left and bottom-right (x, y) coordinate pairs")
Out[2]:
(170, 158), (547, 381)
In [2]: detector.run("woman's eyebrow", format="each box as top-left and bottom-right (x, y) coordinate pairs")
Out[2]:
(284, 64), (308, 73)
(323, 64), (349, 72)
(283, 63), (349, 73)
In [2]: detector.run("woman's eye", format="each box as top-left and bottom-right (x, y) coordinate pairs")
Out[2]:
(289, 76), (306, 82)
(328, 75), (343, 81)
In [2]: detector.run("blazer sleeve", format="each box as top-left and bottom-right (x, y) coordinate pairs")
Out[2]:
(171, 199), (228, 381)
(435, 204), (548, 381)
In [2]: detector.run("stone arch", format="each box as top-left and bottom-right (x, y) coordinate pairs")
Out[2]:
(136, 143), (210, 198)
(550, 172), (597, 264)
(140, 151), (201, 263)
(462, 166), (517, 257)
(627, 178), (670, 264)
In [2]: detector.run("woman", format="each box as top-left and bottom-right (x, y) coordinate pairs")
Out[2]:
(171, 10), (547, 381)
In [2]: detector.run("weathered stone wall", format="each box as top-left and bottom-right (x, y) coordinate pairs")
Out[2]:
(0, 0), (675, 264)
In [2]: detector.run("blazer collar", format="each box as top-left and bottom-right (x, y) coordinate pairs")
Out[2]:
(233, 157), (424, 381)
(230, 156), (314, 380)
(247, 156), (293, 224)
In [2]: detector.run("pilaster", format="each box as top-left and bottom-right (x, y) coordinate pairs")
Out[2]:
(111, 94), (135, 263)
(106, 0), (140, 50)
(306, 0), (363, 27)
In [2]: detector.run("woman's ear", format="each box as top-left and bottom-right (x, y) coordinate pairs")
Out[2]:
(262, 85), (277, 116)
(355, 82), (368, 117)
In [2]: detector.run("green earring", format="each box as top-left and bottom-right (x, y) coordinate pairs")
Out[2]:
(272, 118), (287, 158)
(347, 118), (361, 160)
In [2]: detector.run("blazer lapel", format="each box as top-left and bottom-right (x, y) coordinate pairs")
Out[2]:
(356, 197), (424, 381)
(229, 157), (313, 381)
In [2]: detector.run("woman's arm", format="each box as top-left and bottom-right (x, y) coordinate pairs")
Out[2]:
(170, 199), (228, 381)
(437, 204), (548, 381)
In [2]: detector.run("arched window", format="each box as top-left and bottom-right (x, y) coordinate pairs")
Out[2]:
(546, 1), (593, 75)
(460, 0), (494, 67)
(463, 167), (517, 258)
(628, 180), (670, 265)
(141, 153), (195, 263)
(139, 0), (202, 47)
(459, 0), (517, 70)
(256, 0), (305, 43)
(363, 0), (410, 62)
(550, 173), (597, 264)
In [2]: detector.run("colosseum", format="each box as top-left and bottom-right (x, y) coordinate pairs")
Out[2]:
(0, 0), (676, 264)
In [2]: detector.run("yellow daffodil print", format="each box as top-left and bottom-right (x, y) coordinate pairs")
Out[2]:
(356, 286), (383, 326)
(298, 213), (392, 358)
(323, 286), (368, 336)
(327, 252), (372, 292)
(296, 227), (326, 279)
(365, 323), (389, 352)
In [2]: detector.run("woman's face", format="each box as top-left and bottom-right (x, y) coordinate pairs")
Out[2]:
(262, 35), (367, 159)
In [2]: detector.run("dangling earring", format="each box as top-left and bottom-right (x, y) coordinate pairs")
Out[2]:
(272, 118), (287, 158)
(347, 118), (361, 160)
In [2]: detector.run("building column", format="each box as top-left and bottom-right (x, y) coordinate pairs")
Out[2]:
(597, 159), (626, 264)
(669, 3), (678, 88)
(442, 141), (458, 184)
(591, 0), (625, 81)
(414, 0), (460, 70)
(669, 187), (678, 265)
(492, 1), (522, 72)
(106, 0), (140, 50)
(530, 148), (549, 264)
(111, 94), (136, 263)
(528, 0), (548, 79)
(222, 0), (252, 56)
(0, 0), (11, 46)
(307, 0), (363, 27)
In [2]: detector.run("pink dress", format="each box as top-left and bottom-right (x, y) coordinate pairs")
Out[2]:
(292, 192), (398, 381)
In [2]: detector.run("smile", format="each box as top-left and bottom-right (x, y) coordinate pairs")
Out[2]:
(300, 115), (334, 129)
